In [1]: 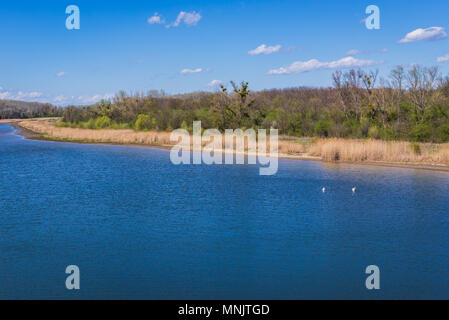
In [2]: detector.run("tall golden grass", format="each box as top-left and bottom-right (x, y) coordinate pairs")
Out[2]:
(309, 138), (449, 164)
(0, 117), (58, 124)
(18, 119), (308, 154)
(17, 119), (449, 165)
(19, 119), (173, 146)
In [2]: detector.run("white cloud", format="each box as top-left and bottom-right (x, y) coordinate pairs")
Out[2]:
(78, 95), (103, 104)
(437, 54), (449, 62)
(15, 91), (43, 99)
(27, 92), (42, 98)
(167, 11), (201, 28)
(267, 56), (383, 75)
(148, 13), (165, 24)
(77, 93), (114, 104)
(0, 91), (11, 99)
(208, 80), (222, 87)
(180, 68), (203, 75)
(398, 27), (447, 43)
(0, 90), (43, 101)
(56, 72), (67, 77)
(54, 95), (66, 103)
(347, 48), (388, 56)
(248, 44), (282, 56)
(0, 88), (114, 105)
(346, 49), (361, 56)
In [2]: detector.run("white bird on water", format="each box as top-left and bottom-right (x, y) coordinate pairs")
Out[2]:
(322, 187), (326, 193)
(352, 187), (357, 193)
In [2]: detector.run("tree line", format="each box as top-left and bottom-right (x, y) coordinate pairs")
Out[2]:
(0, 100), (62, 119)
(55, 65), (449, 143)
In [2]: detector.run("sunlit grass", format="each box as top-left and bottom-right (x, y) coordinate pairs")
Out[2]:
(308, 138), (449, 164)
(18, 119), (449, 165)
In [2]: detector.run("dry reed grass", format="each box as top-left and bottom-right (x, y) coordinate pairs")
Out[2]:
(17, 119), (449, 165)
(308, 138), (449, 164)
(19, 119), (173, 146)
(18, 119), (306, 153)
(0, 117), (58, 124)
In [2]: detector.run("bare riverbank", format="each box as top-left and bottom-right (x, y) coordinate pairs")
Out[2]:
(10, 118), (449, 173)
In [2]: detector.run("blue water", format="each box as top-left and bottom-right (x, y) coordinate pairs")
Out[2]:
(0, 123), (447, 299)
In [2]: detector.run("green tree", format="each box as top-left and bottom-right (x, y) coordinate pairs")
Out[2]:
(314, 120), (332, 137)
(135, 114), (156, 131)
(95, 116), (112, 129)
(410, 123), (432, 142)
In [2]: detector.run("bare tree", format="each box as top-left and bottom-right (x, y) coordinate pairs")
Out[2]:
(390, 65), (405, 124)
(406, 65), (440, 122)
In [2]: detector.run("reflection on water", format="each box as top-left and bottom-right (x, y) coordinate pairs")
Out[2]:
(0, 124), (448, 299)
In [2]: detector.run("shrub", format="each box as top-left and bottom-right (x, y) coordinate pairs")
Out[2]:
(56, 121), (70, 128)
(342, 119), (360, 138)
(411, 143), (421, 155)
(410, 123), (432, 142)
(135, 114), (156, 131)
(111, 122), (130, 129)
(86, 118), (96, 129)
(380, 127), (396, 141)
(181, 120), (190, 131)
(360, 118), (370, 137)
(368, 126), (380, 139)
(95, 116), (112, 129)
(314, 120), (331, 137)
(437, 124), (449, 142)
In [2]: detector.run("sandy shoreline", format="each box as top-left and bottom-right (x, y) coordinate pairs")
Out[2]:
(6, 119), (449, 173)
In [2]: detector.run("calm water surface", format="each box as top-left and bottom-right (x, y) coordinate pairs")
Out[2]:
(0, 123), (447, 299)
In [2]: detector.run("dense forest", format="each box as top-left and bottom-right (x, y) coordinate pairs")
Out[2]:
(59, 65), (449, 142)
(0, 100), (62, 119)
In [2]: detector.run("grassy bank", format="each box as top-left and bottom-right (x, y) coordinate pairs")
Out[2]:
(309, 138), (449, 164)
(16, 119), (449, 169)
(0, 117), (58, 124)
(18, 119), (174, 147)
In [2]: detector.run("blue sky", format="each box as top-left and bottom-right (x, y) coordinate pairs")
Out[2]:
(1, 0), (449, 105)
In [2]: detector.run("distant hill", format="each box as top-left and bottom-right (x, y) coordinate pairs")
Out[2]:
(0, 99), (62, 119)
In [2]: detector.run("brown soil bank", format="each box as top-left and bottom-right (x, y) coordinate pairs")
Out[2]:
(14, 119), (449, 172)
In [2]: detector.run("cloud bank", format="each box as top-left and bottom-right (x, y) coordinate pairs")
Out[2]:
(208, 80), (222, 87)
(180, 68), (203, 75)
(398, 27), (447, 43)
(248, 44), (281, 56)
(0, 89), (43, 101)
(346, 49), (361, 56)
(167, 11), (202, 28)
(437, 54), (449, 62)
(148, 13), (165, 25)
(267, 56), (383, 75)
